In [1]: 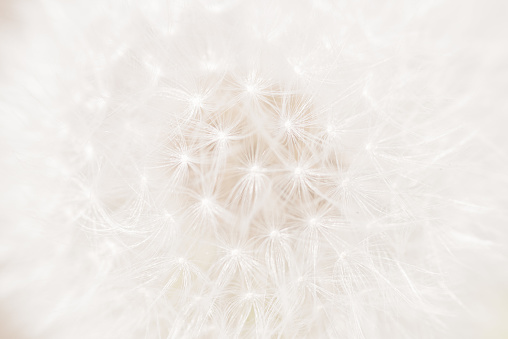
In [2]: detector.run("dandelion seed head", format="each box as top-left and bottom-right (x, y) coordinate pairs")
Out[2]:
(3, 1), (506, 338)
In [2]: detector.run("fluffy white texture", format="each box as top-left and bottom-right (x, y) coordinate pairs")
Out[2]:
(1, 0), (507, 338)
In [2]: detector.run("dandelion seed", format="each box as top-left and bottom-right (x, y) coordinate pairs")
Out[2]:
(180, 153), (190, 165)
(326, 125), (335, 136)
(293, 65), (303, 76)
(245, 83), (258, 94)
(269, 230), (280, 238)
(293, 166), (304, 177)
(84, 143), (94, 160)
(284, 119), (293, 131)
(307, 217), (318, 228)
(190, 95), (204, 111)
(249, 164), (262, 175)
